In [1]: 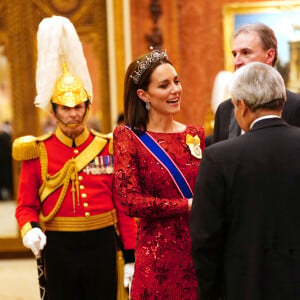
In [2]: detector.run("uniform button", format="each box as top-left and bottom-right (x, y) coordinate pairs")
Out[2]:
(80, 185), (84, 190)
(74, 149), (79, 154)
(78, 176), (83, 181)
(83, 202), (88, 208)
(85, 212), (90, 217)
(82, 193), (87, 198)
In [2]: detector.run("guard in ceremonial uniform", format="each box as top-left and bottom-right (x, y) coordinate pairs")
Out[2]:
(13, 16), (137, 300)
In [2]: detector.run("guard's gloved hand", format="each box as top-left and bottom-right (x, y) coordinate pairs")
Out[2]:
(23, 228), (47, 258)
(124, 262), (135, 291)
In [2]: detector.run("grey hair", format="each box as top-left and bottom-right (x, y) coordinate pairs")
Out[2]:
(231, 62), (286, 111)
(234, 23), (278, 66)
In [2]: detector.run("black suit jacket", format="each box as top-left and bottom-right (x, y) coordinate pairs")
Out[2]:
(213, 90), (300, 143)
(190, 118), (300, 300)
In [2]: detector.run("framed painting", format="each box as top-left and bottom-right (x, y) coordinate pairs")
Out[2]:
(223, 1), (300, 92)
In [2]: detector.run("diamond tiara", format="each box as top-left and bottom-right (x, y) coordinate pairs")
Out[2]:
(130, 49), (168, 85)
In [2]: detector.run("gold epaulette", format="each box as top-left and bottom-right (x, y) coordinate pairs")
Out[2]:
(12, 132), (52, 161)
(90, 129), (113, 154)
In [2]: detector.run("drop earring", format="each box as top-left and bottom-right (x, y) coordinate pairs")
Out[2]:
(146, 101), (151, 111)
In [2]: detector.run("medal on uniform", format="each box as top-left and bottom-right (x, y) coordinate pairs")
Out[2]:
(186, 134), (202, 159)
(83, 155), (114, 175)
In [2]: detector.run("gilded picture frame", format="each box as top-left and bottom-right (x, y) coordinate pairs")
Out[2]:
(223, 1), (300, 92)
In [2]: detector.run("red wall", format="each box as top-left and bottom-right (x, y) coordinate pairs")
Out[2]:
(130, 0), (278, 134)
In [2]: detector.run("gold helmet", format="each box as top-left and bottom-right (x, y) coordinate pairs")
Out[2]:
(52, 62), (90, 107)
(34, 16), (93, 111)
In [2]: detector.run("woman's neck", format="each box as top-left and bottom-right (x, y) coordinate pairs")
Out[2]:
(147, 116), (185, 133)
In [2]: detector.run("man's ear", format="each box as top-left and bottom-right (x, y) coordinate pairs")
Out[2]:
(265, 48), (275, 66)
(137, 89), (149, 103)
(238, 100), (249, 117)
(50, 109), (58, 123)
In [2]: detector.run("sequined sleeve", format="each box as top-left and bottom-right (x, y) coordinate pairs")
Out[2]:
(113, 126), (190, 218)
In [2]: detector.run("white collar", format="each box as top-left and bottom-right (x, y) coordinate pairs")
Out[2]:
(250, 115), (280, 129)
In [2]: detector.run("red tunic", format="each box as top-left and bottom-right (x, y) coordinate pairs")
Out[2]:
(113, 125), (205, 300)
(15, 128), (137, 250)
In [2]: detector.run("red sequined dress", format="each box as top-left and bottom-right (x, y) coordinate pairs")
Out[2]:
(113, 125), (205, 300)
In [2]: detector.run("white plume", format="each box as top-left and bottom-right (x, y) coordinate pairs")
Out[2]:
(34, 16), (93, 110)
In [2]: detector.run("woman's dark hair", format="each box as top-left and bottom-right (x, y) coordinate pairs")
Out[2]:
(124, 52), (172, 132)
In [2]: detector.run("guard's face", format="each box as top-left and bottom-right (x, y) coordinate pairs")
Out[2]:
(232, 31), (273, 71)
(52, 103), (87, 138)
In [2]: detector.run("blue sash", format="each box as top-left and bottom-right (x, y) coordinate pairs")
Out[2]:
(132, 129), (193, 198)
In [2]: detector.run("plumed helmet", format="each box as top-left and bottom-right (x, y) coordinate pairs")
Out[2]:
(34, 16), (93, 111)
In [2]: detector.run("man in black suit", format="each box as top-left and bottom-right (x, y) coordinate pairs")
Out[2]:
(213, 23), (300, 143)
(190, 62), (300, 300)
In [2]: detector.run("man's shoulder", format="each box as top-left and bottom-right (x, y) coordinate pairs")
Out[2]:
(213, 98), (235, 143)
(286, 89), (300, 106)
(282, 90), (300, 127)
(90, 129), (113, 154)
(12, 132), (53, 161)
(215, 99), (234, 120)
(286, 89), (300, 100)
(216, 98), (233, 111)
(205, 135), (240, 157)
(90, 128), (113, 140)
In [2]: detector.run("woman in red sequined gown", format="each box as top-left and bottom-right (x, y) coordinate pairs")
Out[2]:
(114, 49), (205, 300)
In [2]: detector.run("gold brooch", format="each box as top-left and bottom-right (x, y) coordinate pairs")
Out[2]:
(186, 134), (202, 159)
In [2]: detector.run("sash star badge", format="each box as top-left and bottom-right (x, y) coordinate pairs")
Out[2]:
(186, 134), (202, 159)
